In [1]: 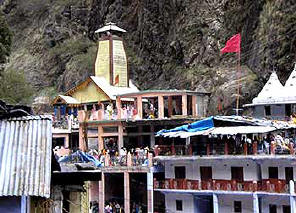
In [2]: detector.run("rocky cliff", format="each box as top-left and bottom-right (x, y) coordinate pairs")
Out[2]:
(1, 0), (295, 114)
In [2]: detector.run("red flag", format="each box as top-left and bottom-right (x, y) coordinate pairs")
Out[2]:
(114, 75), (119, 85)
(221, 34), (241, 55)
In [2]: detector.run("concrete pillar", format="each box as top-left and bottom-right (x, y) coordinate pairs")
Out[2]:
(99, 173), (105, 213)
(271, 142), (276, 155)
(124, 172), (130, 213)
(192, 95), (197, 117)
(224, 142), (228, 155)
(137, 96), (143, 119)
(182, 94), (188, 116)
(168, 96), (173, 117)
(290, 142), (295, 155)
(150, 125), (155, 147)
(116, 97), (122, 119)
(158, 95), (164, 118)
(290, 180), (296, 213)
(147, 170), (154, 213)
(243, 143), (248, 155)
(207, 143), (210, 155)
(79, 124), (86, 151)
(118, 124), (124, 150)
(253, 142), (258, 155)
(213, 194), (219, 213)
(253, 194), (259, 213)
(98, 125), (104, 151)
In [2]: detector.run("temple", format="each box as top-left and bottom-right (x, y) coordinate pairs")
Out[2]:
(50, 23), (296, 213)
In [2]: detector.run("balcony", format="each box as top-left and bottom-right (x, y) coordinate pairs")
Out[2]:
(154, 142), (295, 157)
(53, 115), (79, 131)
(153, 178), (290, 194)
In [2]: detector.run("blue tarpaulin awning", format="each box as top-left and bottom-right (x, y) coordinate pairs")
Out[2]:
(156, 116), (214, 136)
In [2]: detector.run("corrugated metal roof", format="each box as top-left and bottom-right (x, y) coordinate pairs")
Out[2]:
(0, 115), (52, 198)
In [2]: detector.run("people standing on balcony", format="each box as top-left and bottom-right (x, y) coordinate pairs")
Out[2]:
(106, 103), (114, 120)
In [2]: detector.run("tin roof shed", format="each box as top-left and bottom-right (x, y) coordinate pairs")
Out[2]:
(0, 115), (52, 198)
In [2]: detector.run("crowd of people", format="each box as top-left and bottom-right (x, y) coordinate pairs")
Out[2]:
(104, 201), (124, 213)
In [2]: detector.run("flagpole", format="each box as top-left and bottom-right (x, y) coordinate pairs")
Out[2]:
(236, 50), (241, 116)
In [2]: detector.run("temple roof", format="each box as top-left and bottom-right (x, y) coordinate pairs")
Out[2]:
(252, 72), (284, 104)
(95, 22), (126, 33)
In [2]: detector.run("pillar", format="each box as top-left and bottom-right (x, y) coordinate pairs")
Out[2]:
(290, 142), (295, 155)
(182, 94), (188, 116)
(150, 125), (155, 147)
(253, 194), (259, 213)
(79, 124), (86, 151)
(137, 96), (143, 119)
(253, 142), (258, 155)
(168, 96), (173, 117)
(99, 173), (105, 213)
(243, 143), (248, 155)
(118, 124), (124, 149)
(116, 97), (122, 119)
(213, 194), (219, 213)
(158, 95), (164, 118)
(147, 170), (154, 213)
(290, 180), (296, 213)
(224, 142), (228, 155)
(192, 95), (197, 117)
(98, 125), (104, 151)
(270, 142), (276, 155)
(124, 172), (130, 213)
(207, 143), (210, 155)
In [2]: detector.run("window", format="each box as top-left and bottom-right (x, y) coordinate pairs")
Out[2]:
(265, 106), (271, 116)
(176, 200), (183, 211)
(285, 167), (293, 183)
(200, 167), (212, 181)
(231, 167), (244, 182)
(283, 205), (291, 213)
(234, 201), (242, 213)
(52, 137), (65, 147)
(285, 104), (292, 116)
(269, 167), (279, 179)
(175, 166), (186, 179)
(269, 204), (277, 213)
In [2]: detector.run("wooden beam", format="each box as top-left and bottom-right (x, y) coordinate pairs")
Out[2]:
(116, 97), (122, 119)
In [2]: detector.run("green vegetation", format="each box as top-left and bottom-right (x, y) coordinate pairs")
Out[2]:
(0, 69), (34, 104)
(0, 12), (12, 64)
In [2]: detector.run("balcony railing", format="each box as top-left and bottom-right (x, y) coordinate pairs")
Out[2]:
(154, 178), (290, 193)
(53, 116), (79, 130)
(154, 143), (295, 156)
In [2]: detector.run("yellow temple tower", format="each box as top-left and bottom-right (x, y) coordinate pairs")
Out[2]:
(94, 22), (129, 87)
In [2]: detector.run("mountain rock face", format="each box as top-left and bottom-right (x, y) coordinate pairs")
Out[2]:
(1, 0), (295, 114)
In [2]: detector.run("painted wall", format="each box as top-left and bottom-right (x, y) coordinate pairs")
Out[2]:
(261, 161), (296, 180)
(112, 40), (128, 87)
(261, 195), (290, 213)
(165, 193), (194, 213)
(0, 197), (21, 213)
(95, 40), (110, 82)
(71, 81), (110, 103)
(253, 105), (286, 120)
(218, 194), (253, 213)
(165, 159), (259, 181)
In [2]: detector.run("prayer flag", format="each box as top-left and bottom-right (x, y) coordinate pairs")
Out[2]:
(221, 34), (241, 54)
(114, 74), (119, 85)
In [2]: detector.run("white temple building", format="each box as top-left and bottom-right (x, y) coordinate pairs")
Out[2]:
(245, 64), (296, 120)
